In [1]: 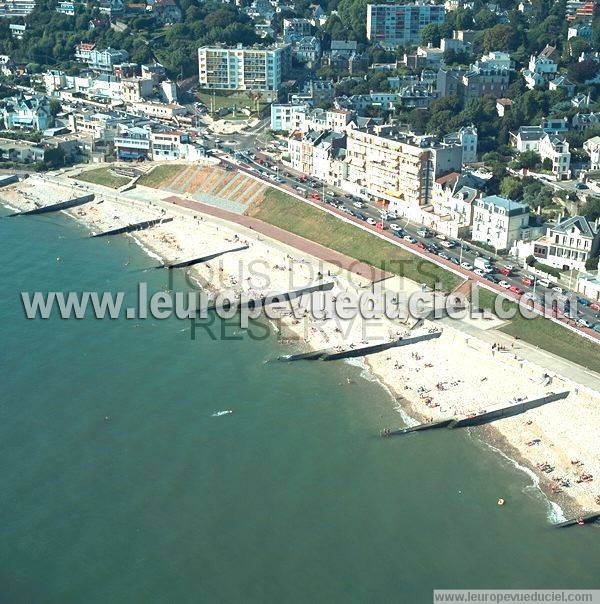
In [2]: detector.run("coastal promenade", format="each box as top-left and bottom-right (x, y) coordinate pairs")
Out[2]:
(163, 194), (391, 284)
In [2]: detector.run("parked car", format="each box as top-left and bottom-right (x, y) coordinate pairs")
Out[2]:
(521, 276), (534, 287)
(590, 302), (600, 311)
(389, 223), (402, 231)
(499, 280), (511, 289)
(417, 228), (430, 238)
(509, 285), (524, 295)
(387, 211), (398, 220)
(577, 297), (590, 307)
(577, 318), (592, 328)
(440, 240), (456, 248)
(355, 212), (366, 221)
(439, 252), (450, 260)
(461, 262), (474, 270)
(366, 217), (377, 225)
(537, 278), (552, 288)
(417, 241), (427, 249)
(474, 268), (486, 277)
(552, 286), (564, 294)
(485, 274), (500, 283)
(353, 201), (364, 209)
(593, 323), (600, 333)
(498, 266), (512, 277)
(403, 235), (417, 243)
(450, 257), (460, 265)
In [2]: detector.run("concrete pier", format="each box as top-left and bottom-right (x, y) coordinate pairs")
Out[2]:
(8, 194), (95, 216)
(279, 332), (441, 362)
(385, 391), (570, 436)
(92, 217), (173, 238)
(207, 281), (334, 313)
(451, 391), (569, 428)
(555, 512), (600, 528)
(162, 244), (249, 269)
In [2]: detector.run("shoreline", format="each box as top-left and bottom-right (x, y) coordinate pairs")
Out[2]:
(2, 174), (599, 520)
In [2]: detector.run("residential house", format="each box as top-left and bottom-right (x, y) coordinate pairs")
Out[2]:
(522, 45), (558, 89)
(1, 93), (52, 131)
(472, 195), (531, 251)
(572, 112), (600, 131)
(583, 136), (600, 170)
(531, 215), (599, 271)
(538, 134), (571, 179)
(292, 36), (321, 67)
(548, 75), (575, 96)
(443, 125), (477, 163)
(151, 0), (182, 24)
(496, 97), (512, 116)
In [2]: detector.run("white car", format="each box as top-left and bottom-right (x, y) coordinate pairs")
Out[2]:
(387, 211), (398, 220)
(552, 286), (564, 294)
(474, 268), (486, 277)
(577, 318), (592, 328)
(366, 217), (377, 225)
(389, 223), (402, 231)
(499, 280), (511, 289)
(461, 262), (474, 270)
(353, 201), (364, 209)
(440, 240), (455, 248)
(403, 234), (417, 243)
(537, 278), (552, 288)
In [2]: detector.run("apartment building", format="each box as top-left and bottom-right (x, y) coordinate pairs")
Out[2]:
(0, 0), (35, 17)
(197, 44), (291, 98)
(343, 127), (462, 209)
(532, 216), (599, 271)
(366, 2), (445, 47)
(472, 195), (531, 251)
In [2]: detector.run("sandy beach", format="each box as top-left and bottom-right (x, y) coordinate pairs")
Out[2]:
(2, 172), (599, 518)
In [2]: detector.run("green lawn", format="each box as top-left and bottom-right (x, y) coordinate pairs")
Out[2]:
(475, 288), (600, 373)
(74, 167), (130, 189)
(138, 164), (187, 188)
(196, 90), (268, 114)
(246, 188), (462, 292)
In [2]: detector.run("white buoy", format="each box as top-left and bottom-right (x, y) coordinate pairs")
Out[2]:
(497, 498), (505, 506)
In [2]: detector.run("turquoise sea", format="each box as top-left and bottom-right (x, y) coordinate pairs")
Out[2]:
(1, 206), (598, 603)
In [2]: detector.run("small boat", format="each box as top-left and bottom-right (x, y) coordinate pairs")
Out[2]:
(212, 410), (233, 417)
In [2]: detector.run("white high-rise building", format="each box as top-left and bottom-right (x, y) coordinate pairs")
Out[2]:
(198, 44), (291, 97)
(0, 0), (35, 17)
(366, 2), (445, 47)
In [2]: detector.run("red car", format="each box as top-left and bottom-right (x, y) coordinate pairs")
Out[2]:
(521, 276), (534, 287)
(310, 192), (320, 201)
(417, 241), (427, 249)
(499, 267), (512, 277)
(590, 302), (600, 311)
(509, 285), (524, 295)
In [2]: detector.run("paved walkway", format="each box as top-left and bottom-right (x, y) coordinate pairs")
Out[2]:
(163, 194), (390, 283)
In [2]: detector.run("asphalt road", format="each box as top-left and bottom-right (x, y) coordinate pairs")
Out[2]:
(216, 150), (600, 334)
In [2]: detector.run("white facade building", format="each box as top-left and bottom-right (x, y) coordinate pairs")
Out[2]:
(197, 44), (290, 96)
(583, 136), (600, 171)
(472, 195), (531, 251)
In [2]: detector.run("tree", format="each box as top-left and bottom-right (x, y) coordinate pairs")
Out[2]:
(511, 150), (541, 169)
(500, 176), (524, 199)
(581, 197), (600, 222)
(542, 158), (553, 171)
(568, 60), (600, 84)
(483, 24), (521, 52)
(420, 23), (441, 46)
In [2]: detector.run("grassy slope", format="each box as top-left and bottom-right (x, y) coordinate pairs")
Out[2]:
(247, 188), (462, 291)
(476, 288), (600, 373)
(74, 168), (130, 189)
(138, 164), (187, 189)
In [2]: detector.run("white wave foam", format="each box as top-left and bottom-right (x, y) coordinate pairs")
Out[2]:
(343, 356), (419, 427)
(129, 234), (163, 263)
(484, 439), (566, 523)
